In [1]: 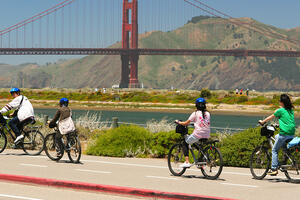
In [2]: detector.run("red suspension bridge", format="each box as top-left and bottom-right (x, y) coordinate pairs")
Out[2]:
(0, 0), (299, 88)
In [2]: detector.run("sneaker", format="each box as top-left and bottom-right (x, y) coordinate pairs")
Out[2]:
(180, 162), (192, 168)
(267, 169), (278, 176)
(14, 135), (24, 144)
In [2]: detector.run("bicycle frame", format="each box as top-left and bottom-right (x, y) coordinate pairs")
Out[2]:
(262, 136), (295, 170)
(187, 142), (210, 167)
(1, 124), (17, 141)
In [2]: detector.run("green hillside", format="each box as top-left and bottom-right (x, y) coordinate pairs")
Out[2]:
(1, 16), (300, 90)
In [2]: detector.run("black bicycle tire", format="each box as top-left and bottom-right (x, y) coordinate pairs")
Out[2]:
(22, 130), (45, 156)
(0, 131), (7, 153)
(167, 143), (186, 176)
(200, 145), (223, 180)
(67, 135), (81, 163)
(249, 146), (270, 180)
(283, 149), (300, 183)
(44, 133), (64, 161)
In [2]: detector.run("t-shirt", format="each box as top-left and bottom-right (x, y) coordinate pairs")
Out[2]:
(188, 111), (210, 138)
(274, 108), (296, 136)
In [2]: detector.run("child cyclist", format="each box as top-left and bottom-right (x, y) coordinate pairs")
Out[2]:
(175, 97), (210, 168)
(49, 98), (75, 156)
(259, 94), (296, 176)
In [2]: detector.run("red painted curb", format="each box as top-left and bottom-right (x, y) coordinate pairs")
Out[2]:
(0, 173), (236, 200)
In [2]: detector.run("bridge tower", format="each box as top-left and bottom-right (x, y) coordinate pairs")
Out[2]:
(120, 0), (139, 88)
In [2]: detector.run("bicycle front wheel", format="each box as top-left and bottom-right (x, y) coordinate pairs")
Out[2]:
(167, 143), (186, 176)
(200, 145), (223, 180)
(0, 132), (7, 153)
(44, 133), (64, 161)
(67, 133), (81, 163)
(283, 148), (300, 183)
(250, 146), (270, 180)
(22, 130), (45, 156)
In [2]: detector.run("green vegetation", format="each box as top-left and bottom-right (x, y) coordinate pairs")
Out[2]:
(85, 124), (282, 168)
(86, 125), (152, 157)
(220, 128), (264, 167)
(0, 89), (298, 108)
(86, 125), (182, 158)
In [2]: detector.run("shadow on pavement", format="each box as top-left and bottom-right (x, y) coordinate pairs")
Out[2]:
(1, 153), (28, 156)
(54, 160), (84, 165)
(180, 175), (226, 181)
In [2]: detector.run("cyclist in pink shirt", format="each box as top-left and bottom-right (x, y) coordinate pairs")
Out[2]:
(176, 98), (210, 168)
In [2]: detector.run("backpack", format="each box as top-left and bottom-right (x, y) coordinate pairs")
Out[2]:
(58, 111), (75, 135)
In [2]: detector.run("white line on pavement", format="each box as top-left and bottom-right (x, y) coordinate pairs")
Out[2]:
(75, 169), (112, 174)
(220, 183), (258, 188)
(146, 176), (179, 180)
(20, 164), (48, 168)
(33, 156), (272, 178)
(81, 159), (253, 177)
(0, 193), (43, 200)
(81, 159), (167, 169)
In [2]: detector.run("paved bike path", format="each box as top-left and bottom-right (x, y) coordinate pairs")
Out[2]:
(0, 150), (299, 200)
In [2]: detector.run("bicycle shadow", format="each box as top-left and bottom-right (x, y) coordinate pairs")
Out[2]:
(264, 177), (300, 184)
(53, 159), (84, 165)
(1, 152), (28, 156)
(176, 175), (226, 181)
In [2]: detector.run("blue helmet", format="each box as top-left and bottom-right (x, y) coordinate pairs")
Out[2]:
(195, 98), (206, 104)
(10, 88), (20, 94)
(59, 98), (69, 106)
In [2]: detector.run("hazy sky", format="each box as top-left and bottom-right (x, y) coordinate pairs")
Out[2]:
(0, 0), (299, 65)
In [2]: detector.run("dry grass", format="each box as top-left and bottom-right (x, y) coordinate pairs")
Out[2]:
(75, 112), (109, 131)
(146, 119), (175, 133)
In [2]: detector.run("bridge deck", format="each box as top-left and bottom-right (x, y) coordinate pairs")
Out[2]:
(0, 48), (299, 57)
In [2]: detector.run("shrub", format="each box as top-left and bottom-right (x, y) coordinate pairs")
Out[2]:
(86, 125), (151, 157)
(150, 131), (181, 158)
(237, 95), (248, 103)
(220, 128), (265, 167)
(294, 98), (300, 106)
(200, 88), (212, 98)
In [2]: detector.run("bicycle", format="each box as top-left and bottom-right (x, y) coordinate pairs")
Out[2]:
(250, 123), (300, 183)
(167, 123), (223, 180)
(0, 114), (45, 155)
(44, 127), (81, 163)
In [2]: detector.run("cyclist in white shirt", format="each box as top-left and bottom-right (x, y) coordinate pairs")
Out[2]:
(0, 88), (35, 144)
(176, 98), (211, 168)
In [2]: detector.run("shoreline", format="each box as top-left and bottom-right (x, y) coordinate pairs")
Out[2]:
(0, 99), (298, 117)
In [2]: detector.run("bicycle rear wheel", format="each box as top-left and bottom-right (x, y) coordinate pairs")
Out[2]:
(250, 146), (270, 180)
(44, 133), (64, 161)
(200, 145), (223, 180)
(67, 133), (81, 163)
(283, 148), (300, 183)
(22, 130), (45, 156)
(0, 132), (7, 153)
(167, 143), (186, 176)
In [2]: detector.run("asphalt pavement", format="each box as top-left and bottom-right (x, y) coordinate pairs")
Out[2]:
(0, 150), (299, 200)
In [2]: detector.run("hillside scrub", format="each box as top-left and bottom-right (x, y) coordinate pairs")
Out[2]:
(0, 89), (298, 107)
